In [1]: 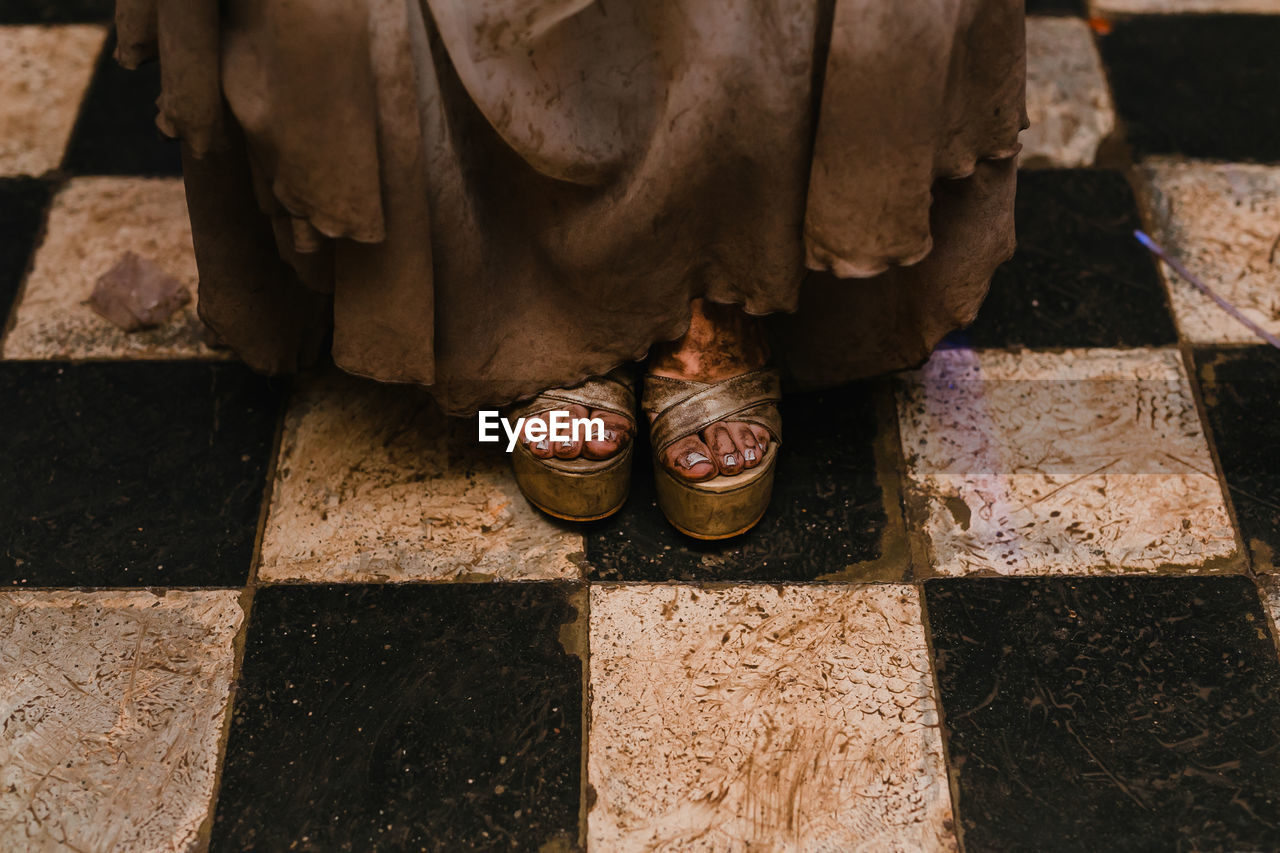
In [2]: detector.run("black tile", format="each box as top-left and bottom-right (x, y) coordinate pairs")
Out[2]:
(927, 575), (1280, 852)
(1098, 16), (1280, 163)
(0, 0), (112, 23)
(0, 177), (52, 315)
(957, 170), (1176, 349)
(63, 32), (182, 176)
(1195, 346), (1280, 572)
(211, 584), (583, 853)
(1025, 0), (1085, 15)
(584, 382), (895, 581)
(0, 362), (280, 587)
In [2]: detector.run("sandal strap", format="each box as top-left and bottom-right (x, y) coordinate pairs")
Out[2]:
(643, 368), (781, 455)
(508, 368), (636, 422)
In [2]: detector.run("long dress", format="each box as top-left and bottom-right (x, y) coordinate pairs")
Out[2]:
(115, 0), (1026, 415)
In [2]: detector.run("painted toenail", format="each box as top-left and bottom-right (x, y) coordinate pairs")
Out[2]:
(681, 452), (710, 469)
(744, 448), (756, 462)
(724, 454), (736, 467)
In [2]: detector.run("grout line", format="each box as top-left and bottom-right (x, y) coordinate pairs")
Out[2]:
(577, 583), (592, 850)
(1178, 346), (1256, 575)
(190, 375), (290, 850)
(917, 581), (968, 853)
(0, 178), (61, 348)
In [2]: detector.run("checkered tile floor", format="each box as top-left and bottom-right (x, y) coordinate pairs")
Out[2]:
(2, 2), (1280, 851)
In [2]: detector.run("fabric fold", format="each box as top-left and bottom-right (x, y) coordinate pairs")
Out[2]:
(116, 0), (1026, 415)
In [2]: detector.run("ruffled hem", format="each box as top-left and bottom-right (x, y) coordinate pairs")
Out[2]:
(118, 0), (1026, 415)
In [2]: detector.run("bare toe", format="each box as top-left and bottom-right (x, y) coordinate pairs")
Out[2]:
(523, 414), (554, 458)
(549, 404), (587, 458)
(702, 423), (743, 476)
(729, 422), (761, 468)
(583, 409), (632, 460)
(663, 435), (717, 482)
(749, 424), (770, 453)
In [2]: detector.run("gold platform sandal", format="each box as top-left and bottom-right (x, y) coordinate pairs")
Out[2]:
(642, 368), (782, 540)
(508, 369), (636, 522)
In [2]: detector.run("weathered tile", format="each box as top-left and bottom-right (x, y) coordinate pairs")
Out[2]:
(585, 383), (904, 582)
(960, 169), (1175, 349)
(1022, 17), (1115, 169)
(259, 369), (581, 582)
(589, 584), (954, 851)
(1135, 160), (1280, 346)
(0, 25), (106, 177)
(3, 177), (226, 360)
(64, 31), (182, 176)
(927, 575), (1280, 851)
(212, 584), (582, 852)
(0, 589), (243, 852)
(0, 361), (280, 587)
(1098, 15), (1280, 161)
(1260, 575), (1280, 638)
(0, 177), (52, 314)
(0, 0), (113, 23)
(1195, 346), (1280, 572)
(1093, 0), (1280, 13)
(897, 348), (1236, 576)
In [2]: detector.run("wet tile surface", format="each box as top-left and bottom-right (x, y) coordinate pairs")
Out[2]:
(1022, 17), (1115, 169)
(2, 177), (226, 360)
(584, 384), (899, 582)
(64, 31), (182, 176)
(960, 170), (1175, 349)
(897, 348), (1236, 576)
(0, 24), (106, 177)
(0, 589), (242, 852)
(0, 177), (51, 314)
(1098, 15), (1280, 161)
(589, 584), (954, 851)
(1135, 160), (1280, 346)
(0, 362), (280, 587)
(259, 369), (581, 583)
(1195, 346), (1280, 572)
(927, 575), (1280, 852)
(211, 583), (582, 852)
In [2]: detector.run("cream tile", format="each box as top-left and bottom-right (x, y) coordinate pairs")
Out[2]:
(1260, 576), (1280, 635)
(1022, 17), (1116, 169)
(1135, 160), (1280, 345)
(0, 25), (106, 177)
(259, 369), (582, 582)
(0, 590), (242, 853)
(1092, 0), (1280, 13)
(897, 348), (1236, 576)
(3, 177), (228, 360)
(588, 584), (955, 852)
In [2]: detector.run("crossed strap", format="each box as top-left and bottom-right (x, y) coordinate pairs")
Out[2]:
(642, 368), (782, 456)
(508, 368), (636, 422)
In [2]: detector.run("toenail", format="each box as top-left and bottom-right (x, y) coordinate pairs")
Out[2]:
(535, 440), (549, 452)
(604, 429), (616, 442)
(681, 452), (710, 469)
(724, 454), (736, 467)
(744, 448), (756, 462)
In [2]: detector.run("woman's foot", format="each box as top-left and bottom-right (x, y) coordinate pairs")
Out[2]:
(647, 298), (771, 482)
(521, 404), (632, 460)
